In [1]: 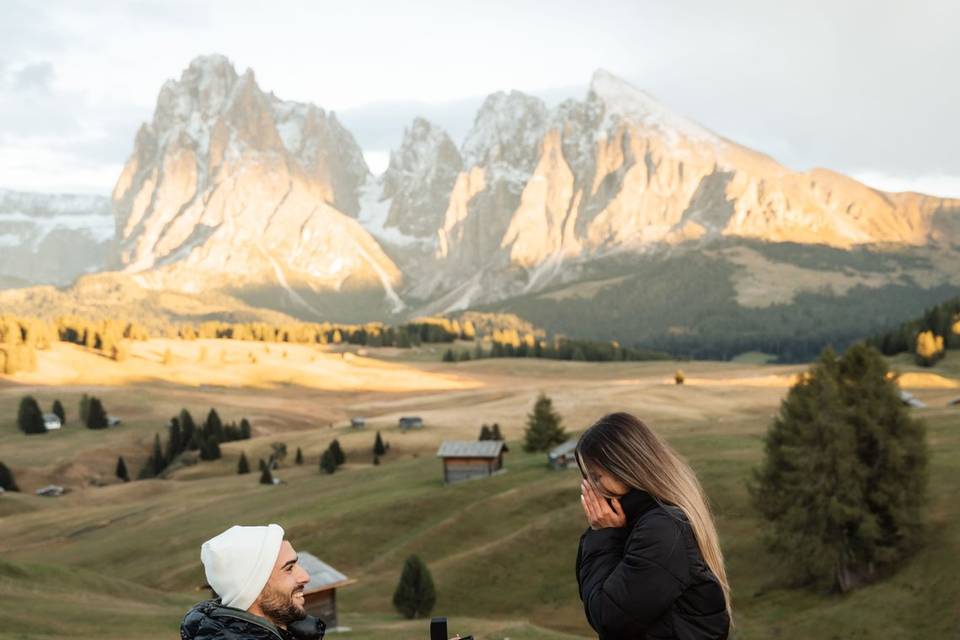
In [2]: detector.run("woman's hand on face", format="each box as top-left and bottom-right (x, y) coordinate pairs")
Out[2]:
(580, 480), (626, 529)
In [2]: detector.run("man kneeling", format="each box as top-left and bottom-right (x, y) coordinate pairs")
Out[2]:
(181, 523), (325, 640)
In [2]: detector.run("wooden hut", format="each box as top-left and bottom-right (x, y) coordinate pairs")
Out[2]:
(899, 390), (927, 408)
(436, 441), (506, 484)
(298, 552), (355, 630)
(350, 417), (366, 428)
(547, 439), (579, 470)
(398, 416), (423, 430)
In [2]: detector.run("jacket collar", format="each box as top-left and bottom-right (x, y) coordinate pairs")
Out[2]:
(618, 489), (658, 528)
(209, 602), (325, 640)
(210, 605), (289, 640)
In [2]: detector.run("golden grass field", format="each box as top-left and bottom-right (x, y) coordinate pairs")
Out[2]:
(1, 340), (958, 639)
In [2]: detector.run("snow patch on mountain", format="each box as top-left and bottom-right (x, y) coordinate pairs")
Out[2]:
(461, 91), (548, 179)
(356, 179), (425, 248)
(589, 69), (720, 145)
(0, 188), (114, 286)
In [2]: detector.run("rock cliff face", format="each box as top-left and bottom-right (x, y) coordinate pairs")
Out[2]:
(380, 117), (463, 239)
(112, 55), (402, 316)
(417, 69), (959, 310)
(18, 56), (957, 328)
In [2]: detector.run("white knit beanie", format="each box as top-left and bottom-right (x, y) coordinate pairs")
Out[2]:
(201, 523), (285, 611)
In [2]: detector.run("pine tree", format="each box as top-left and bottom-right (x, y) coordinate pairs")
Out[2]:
(0, 461), (19, 491)
(116, 456), (130, 482)
(86, 397), (108, 429)
(329, 439), (346, 466)
(442, 348), (455, 362)
(479, 425), (493, 441)
(205, 408), (224, 443)
(373, 431), (386, 456)
(392, 554), (437, 619)
(167, 417), (183, 459)
(17, 396), (46, 434)
(750, 344), (928, 593)
(259, 458), (267, 472)
(238, 452), (251, 474)
(260, 466), (274, 485)
(295, 447), (304, 465)
(200, 438), (222, 461)
(79, 393), (90, 424)
(52, 399), (66, 426)
(239, 418), (252, 440)
(523, 393), (567, 452)
(491, 422), (508, 452)
(373, 454), (380, 466)
(180, 409), (198, 450)
(151, 433), (166, 475)
(320, 448), (337, 475)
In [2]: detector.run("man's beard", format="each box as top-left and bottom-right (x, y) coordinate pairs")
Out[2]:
(259, 583), (306, 627)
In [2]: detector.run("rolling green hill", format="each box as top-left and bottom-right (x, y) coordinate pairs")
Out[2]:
(0, 356), (958, 639)
(484, 241), (960, 362)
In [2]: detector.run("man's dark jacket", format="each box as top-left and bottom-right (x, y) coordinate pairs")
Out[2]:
(576, 490), (729, 639)
(180, 600), (325, 640)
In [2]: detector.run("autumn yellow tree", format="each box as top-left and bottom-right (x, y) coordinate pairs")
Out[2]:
(915, 330), (945, 367)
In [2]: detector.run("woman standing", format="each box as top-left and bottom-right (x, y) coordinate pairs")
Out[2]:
(576, 412), (731, 639)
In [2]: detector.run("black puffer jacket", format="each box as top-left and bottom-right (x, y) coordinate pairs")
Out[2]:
(180, 600), (326, 640)
(576, 490), (729, 639)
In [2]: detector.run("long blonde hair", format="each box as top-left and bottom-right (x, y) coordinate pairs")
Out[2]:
(576, 412), (732, 622)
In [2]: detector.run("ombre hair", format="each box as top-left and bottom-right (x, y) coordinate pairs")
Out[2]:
(576, 412), (732, 622)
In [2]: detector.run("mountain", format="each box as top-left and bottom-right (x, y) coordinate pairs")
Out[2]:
(379, 117), (463, 239)
(4, 58), (960, 360)
(414, 70), (960, 313)
(111, 54), (403, 319)
(0, 189), (114, 287)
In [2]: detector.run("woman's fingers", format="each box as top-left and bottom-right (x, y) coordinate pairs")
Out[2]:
(580, 482), (599, 525)
(610, 497), (627, 526)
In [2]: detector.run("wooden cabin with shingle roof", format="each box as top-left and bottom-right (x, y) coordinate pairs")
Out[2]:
(548, 439), (579, 470)
(298, 552), (355, 630)
(436, 440), (506, 484)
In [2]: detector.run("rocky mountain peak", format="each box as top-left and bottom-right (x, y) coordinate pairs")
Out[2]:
(377, 117), (462, 239)
(588, 69), (718, 144)
(109, 55), (399, 317)
(461, 90), (548, 174)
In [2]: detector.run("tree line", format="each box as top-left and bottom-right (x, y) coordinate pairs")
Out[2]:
(0, 313), (524, 363)
(443, 334), (671, 363)
(868, 296), (960, 366)
(137, 408), (252, 479)
(17, 394), (110, 434)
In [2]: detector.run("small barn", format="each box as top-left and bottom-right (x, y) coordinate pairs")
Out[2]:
(42, 414), (62, 431)
(436, 441), (506, 484)
(899, 390), (927, 409)
(547, 439), (579, 470)
(107, 415), (122, 427)
(399, 416), (423, 430)
(299, 552), (355, 630)
(350, 417), (366, 429)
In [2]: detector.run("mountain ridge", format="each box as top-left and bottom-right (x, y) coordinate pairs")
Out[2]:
(2, 54), (959, 358)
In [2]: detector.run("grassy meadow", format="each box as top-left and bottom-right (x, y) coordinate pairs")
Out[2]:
(0, 341), (958, 639)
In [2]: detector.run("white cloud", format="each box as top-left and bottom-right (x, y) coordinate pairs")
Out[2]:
(0, 0), (957, 197)
(362, 150), (391, 177)
(849, 172), (960, 200)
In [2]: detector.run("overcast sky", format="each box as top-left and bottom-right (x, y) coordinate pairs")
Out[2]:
(1, 0), (957, 197)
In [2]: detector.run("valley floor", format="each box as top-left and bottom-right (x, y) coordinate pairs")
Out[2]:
(0, 342), (958, 639)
